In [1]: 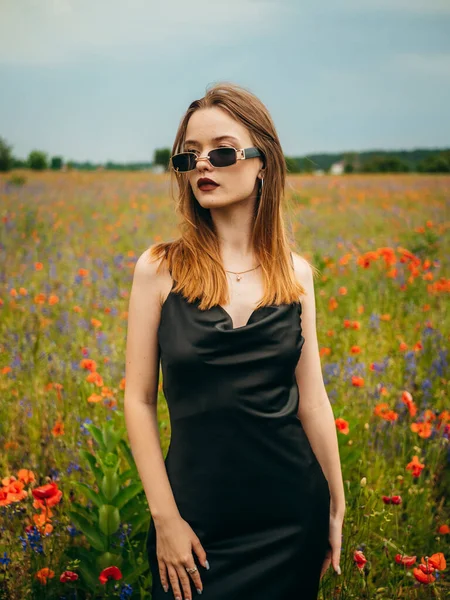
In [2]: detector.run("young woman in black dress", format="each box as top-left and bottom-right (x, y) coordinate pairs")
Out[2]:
(124, 82), (345, 599)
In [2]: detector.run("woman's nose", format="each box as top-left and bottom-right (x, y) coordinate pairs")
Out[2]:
(195, 153), (213, 171)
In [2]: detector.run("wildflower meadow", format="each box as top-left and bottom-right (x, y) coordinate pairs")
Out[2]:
(0, 170), (449, 599)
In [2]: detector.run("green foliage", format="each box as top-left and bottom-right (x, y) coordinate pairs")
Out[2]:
(11, 157), (28, 168)
(289, 148), (450, 173)
(153, 147), (171, 170)
(50, 156), (64, 170)
(360, 155), (410, 173)
(67, 412), (151, 592)
(300, 156), (317, 173)
(6, 173), (27, 186)
(417, 150), (450, 173)
(27, 149), (48, 170)
(0, 136), (14, 172)
(285, 156), (302, 173)
(343, 151), (359, 173)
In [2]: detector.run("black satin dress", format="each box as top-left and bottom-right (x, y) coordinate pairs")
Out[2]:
(147, 259), (331, 599)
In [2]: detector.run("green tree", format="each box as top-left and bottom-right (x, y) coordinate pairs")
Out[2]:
(0, 136), (14, 172)
(343, 152), (359, 173)
(28, 150), (48, 170)
(285, 156), (302, 174)
(361, 155), (409, 173)
(153, 148), (171, 171)
(301, 157), (316, 173)
(12, 157), (27, 168)
(417, 151), (450, 173)
(50, 156), (64, 170)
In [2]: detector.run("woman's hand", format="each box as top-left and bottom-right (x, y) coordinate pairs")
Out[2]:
(320, 512), (344, 579)
(154, 515), (208, 599)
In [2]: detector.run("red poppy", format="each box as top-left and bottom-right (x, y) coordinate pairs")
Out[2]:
(31, 482), (62, 509)
(426, 552), (446, 571)
(401, 391), (417, 417)
(395, 554), (416, 568)
(406, 455), (425, 478)
(35, 567), (55, 585)
(373, 403), (398, 421)
(353, 550), (367, 570)
(335, 418), (349, 435)
(17, 469), (35, 484)
(413, 567), (435, 584)
(60, 570), (79, 582)
(410, 421), (432, 439)
(99, 566), (123, 585)
(418, 562), (435, 575)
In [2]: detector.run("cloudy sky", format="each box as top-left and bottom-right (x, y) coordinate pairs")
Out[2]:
(0, 0), (449, 162)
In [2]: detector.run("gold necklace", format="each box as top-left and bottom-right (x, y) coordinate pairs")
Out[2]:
(225, 264), (261, 282)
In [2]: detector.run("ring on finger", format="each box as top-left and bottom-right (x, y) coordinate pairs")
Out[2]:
(185, 566), (198, 574)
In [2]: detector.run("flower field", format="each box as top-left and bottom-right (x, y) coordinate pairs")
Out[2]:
(0, 170), (449, 599)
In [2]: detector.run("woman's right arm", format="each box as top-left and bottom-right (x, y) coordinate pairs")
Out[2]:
(123, 247), (208, 599)
(124, 247), (180, 523)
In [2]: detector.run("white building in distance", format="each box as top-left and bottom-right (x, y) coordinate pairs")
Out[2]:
(330, 160), (345, 175)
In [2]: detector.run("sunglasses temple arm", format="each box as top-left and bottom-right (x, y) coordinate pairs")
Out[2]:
(243, 148), (263, 160)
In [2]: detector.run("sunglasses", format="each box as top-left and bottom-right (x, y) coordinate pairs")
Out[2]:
(170, 146), (264, 173)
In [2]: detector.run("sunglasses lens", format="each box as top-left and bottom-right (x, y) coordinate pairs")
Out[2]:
(210, 147), (236, 167)
(172, 153), (196, 172)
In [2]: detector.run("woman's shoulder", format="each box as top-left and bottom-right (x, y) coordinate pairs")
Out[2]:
(133, 244), (173, 303)
(290, 251), (315, 279)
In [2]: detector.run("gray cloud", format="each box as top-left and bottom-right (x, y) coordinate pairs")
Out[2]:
(0, 0), (287, 65)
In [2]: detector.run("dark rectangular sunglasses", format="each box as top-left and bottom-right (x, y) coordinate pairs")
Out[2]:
(170, 146), (264, 173)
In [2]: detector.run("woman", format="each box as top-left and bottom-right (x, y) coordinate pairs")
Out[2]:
(124, 82), (345, 600)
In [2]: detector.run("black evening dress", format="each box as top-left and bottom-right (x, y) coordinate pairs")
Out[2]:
(147, 255), (331, 599)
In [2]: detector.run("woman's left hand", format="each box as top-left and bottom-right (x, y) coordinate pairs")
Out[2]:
(320, 512), (344, 579)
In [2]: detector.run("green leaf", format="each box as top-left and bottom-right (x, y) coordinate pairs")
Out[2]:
(65, 545), (96, 565)
(84, 424), (106, 450)
(119, 439), (137, 470)
(101, 472), (120, 501)
(69, 511), (107, 552)
(73, 481), (106, 508)
(99, 504), (121, 536)
(70, 501), (95, 524)
(127, 510), (150, 538)
(96, 551), (123, 571)
(78, 561), (100, 588)
(80, 449), (104, 486)
(114, 482), (143, 510)
(101, 451), (120, 470)
(121, 559), (150, 584)
(120, 495), (147, 522)
(119, 468), (136, 485)
(103, 425), (126, 452)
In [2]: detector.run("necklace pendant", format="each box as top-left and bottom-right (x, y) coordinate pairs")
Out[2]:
(236, 274), (241, 282)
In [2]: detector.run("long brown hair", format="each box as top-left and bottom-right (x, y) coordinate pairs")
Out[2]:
(148, 81), (308, 310)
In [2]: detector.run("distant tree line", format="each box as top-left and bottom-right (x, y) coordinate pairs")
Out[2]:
(285, 149), (450, 174)
(1, 136), (449, 174)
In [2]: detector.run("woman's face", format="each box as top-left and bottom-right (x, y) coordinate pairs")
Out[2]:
(183, 106), (264, 209)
